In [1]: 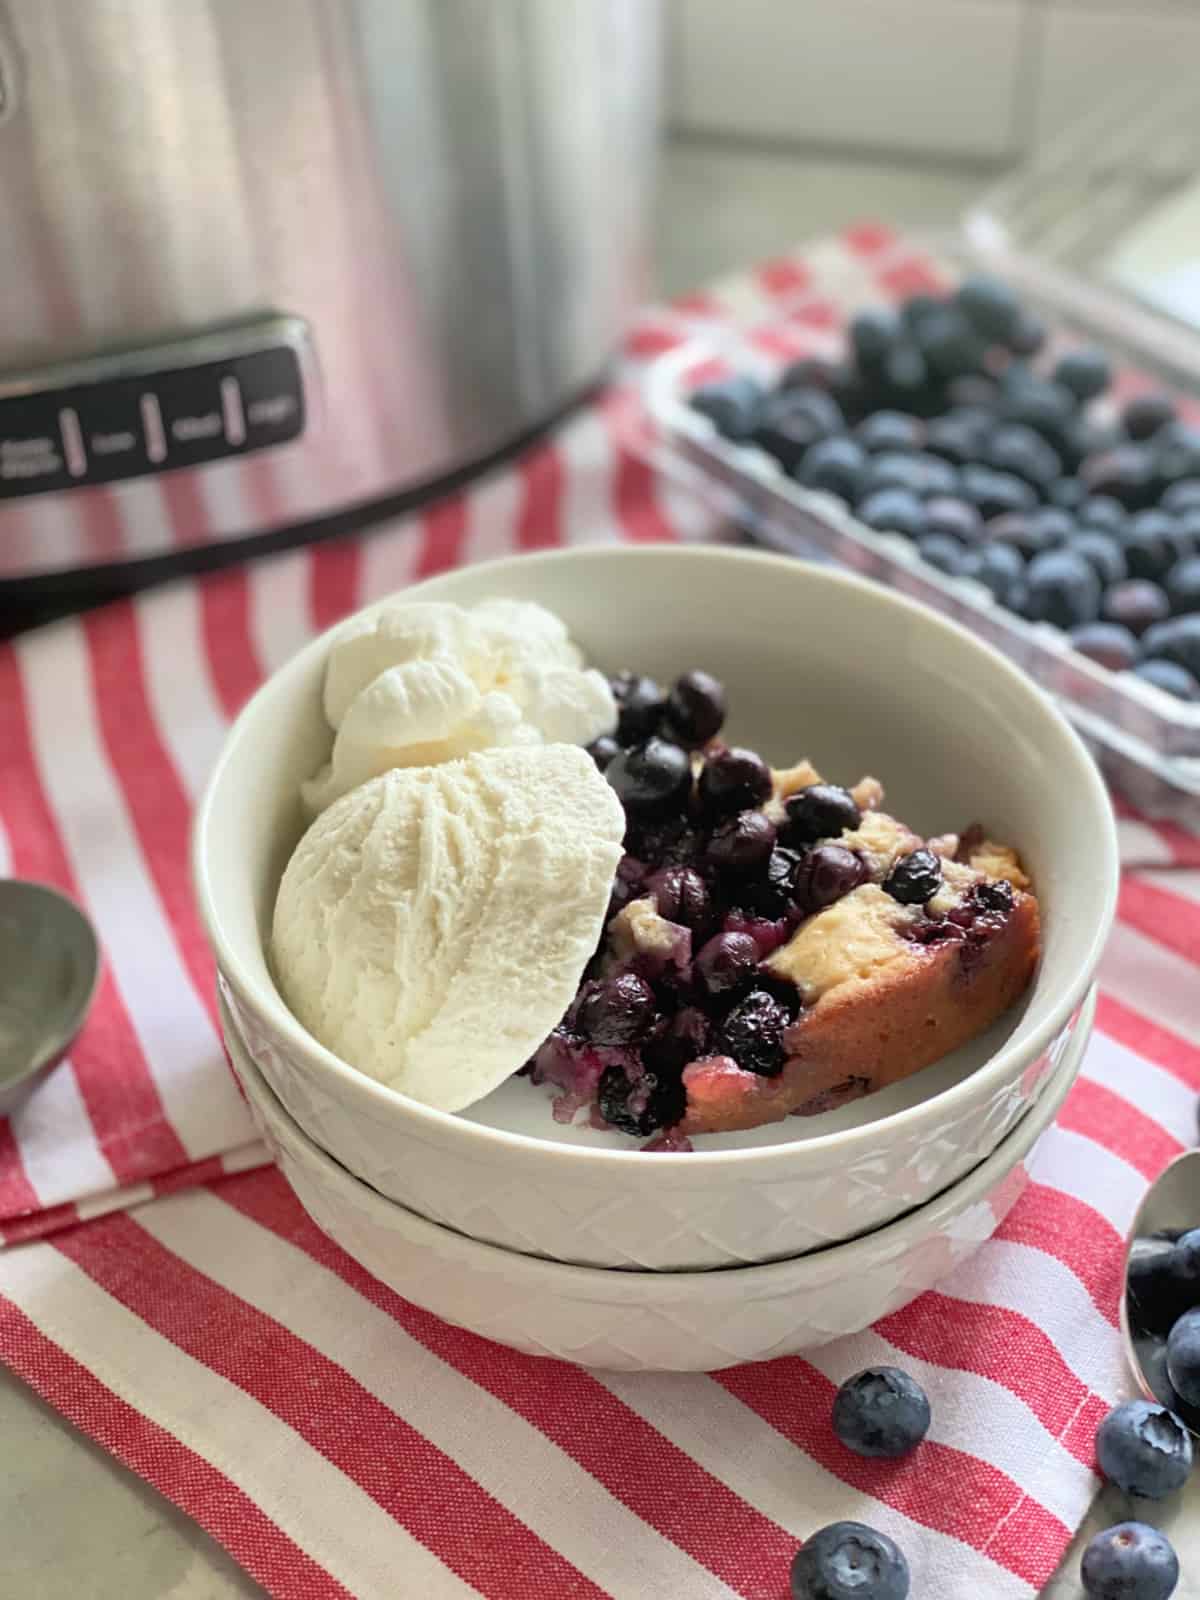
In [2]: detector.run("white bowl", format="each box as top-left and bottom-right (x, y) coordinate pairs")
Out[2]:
(196, 546), (1118, 1269)
(222, 984), (1095, 1371)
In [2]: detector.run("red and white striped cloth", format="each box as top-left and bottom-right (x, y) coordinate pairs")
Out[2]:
(2, 229), (1199, 1598)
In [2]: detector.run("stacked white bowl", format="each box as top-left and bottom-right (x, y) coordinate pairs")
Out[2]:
(196, 548), (1118, 1370)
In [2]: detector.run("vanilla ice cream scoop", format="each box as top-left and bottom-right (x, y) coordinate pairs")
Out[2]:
(303, 597), (615, 813)
(272, 743), (625, 1111)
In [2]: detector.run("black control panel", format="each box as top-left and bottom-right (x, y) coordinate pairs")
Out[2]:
(0, 337), (306, 500)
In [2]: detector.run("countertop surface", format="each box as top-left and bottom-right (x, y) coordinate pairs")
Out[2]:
(5, 136), (1200, 1599)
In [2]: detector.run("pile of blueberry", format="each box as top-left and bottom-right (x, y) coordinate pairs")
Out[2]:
(1127, 1223), (1200, 1432)
(688, 274), (1200, 703)
(792, 1359), (1189, 1598)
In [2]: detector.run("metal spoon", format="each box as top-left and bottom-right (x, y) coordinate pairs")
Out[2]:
(1120, 1148), (1200, 1433)
(0, 880), (100, 1117)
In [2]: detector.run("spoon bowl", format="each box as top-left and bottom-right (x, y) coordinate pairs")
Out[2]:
(0, 880), (100, 1117)
(1121, 1148), (1200, 1432)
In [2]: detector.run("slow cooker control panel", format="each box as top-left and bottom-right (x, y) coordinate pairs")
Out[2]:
(0, 316), (310, 499)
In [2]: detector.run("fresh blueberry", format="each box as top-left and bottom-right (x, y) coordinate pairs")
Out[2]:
(856, 487), (927, 540)
(1054, 347), (1111, 401)
(914, 305), (984, 379)
(689, 376), (764, 441)
(647, 865), (711, 930)
(955, 274), (1020, 342)
(883, 849), (943, 905)
(1071, 531), (1128, 587)
(799, 436), (869, 499)
(780, 355), (839, 393)
(665, 669), (727, 746)
(1162, 479), (1200, 514)
(720, 989), (794, 1076)
(879, 341), (930, 407)
(1129, 1235), (1185, 1337)
(1081, 495), (1129, 535)
(1141, 614), (1200, 679)
(923, 495), (983, 544)
(1169, 1228), (1200, 1311)
(596, 1063), (684, 1138)
(1124, 392), (1178, 442)
(1133, 659), (1200, 701)
(1024, 549), (1102, 628)
(832, 1366), (932, 1458)
(986, 423), (1063, 487)
(1049, 475), (1088, 511)
(926, 409), (990, 466)
(855, 410), (925, 453)
(958, 464), (1038, 517)
(605, 738), (692, 816)
(900, 293), (944, 332)
(1166, 555), (1200, 615)
(917, 533), (967, 577)
(1001, 375), (1077, 443)
(783, 783), (861, 845)
(1136, 1334), (1188, 1414)
(1104, 580), (1171, 636)
(849, 307), (901, 367)
(986, 512), (1054, 560)
(576, 973), (656, 1045)
(1167, 1307), (1200, 1406)
(794, 844), (868, 913)
(1082, 445), (1159, 508)
(1070, 622), (1139, 672)
(698, 747), (773, 817)
(694, 931), (758, 996)
(1096, 1399), (1193, 1499)
(707, 810), (778, 875)
(945, 373), (1001, 411)
(1008, 309), (1048, 357)
(1030, 506), (1077, 545)
(611, 672), (666, 743)
(586, 735), (620, 771)
(1123, 511), (1192, 583)
(961, 542), (1026, 606)
(790, 1521), (910, 1600)
(1081, 1523), (1179, 1600)
(754, 388), (845, 471)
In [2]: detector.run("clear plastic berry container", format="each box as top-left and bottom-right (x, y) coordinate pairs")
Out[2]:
(640, 229), (1200, 824)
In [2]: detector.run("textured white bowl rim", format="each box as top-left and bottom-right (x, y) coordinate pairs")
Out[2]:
(226, 983), (1096, 1297)
(194, 544), (1118, 1174)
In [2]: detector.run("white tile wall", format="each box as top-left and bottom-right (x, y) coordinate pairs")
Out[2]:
(1031, 8), (1200, 145)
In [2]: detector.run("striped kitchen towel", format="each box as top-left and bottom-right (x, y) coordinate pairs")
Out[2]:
(1, 228), (1199, 1597)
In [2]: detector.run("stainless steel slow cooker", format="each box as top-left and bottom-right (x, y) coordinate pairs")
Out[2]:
(0, 0), (659, 590)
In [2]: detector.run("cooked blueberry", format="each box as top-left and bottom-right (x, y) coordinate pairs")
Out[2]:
(1166, 555), (1200, 615)
(1123, 511), (1192, 583)
(644, 1006), (712, 1075)
(914, 306), (983, 379)
(1096, 1399), (1193, 1499)
(849, 307), (901, 367)
(1023, 549), (1102, 628)
(985, 512), (1053, 560)
(647, 865), (711, 930)
(917, 533), (966, 577)
(596, 1063), (684, 1138)
(883, 848), (943, 905)
(856, 487), (927, 540)
(1070, 622), (1139, 672)
(1054, 347), (1111, 401)
(577, 973), (656, 1045)
(799, 436), (869, 499)
(780, 355), (839, 392)
(1162, 478), (1200, 514)
(1133, 659), (1200, 701)
(753, 388), (845, 471)
(1103, 579), (1171, 635)
(698, 746), (773, 817)
(1141, 614), (1200, 679)
(720, 989), (793, 1076)
(832, 1367), (931, 1459)
(791, 1521), (910, 1600)
(795, 844), (868, 913)
(1081, 494), (1129, 535)
(611, 672), (666, 742)
(958, 465), (1038, 517)
(986, 423), (1063, 487)
(1007, 308), (1047, 357)
(689, 376), (763, 441)
(855, 410), (925, 453)
(748, 847), (805, 916)
(1049, 476), (1087, 511)
(955, 273), (1020, 342)
(926, 410), (990, 466)
(923, 495), (983, 544)
(1123, 391), (1177, 441)
(1081, 1523), (1179, 1600)
(694, 931), (758, 996)
(605, 738), (691, 816)
(1071, 531), (1127, 587)
(960, 542), (1026, 605)
(1082, 444), (1158, 508)
(707, 809), (777, 874)
(586, 734), (620, 771)
(1167, 1306), (1200, 1406)
(783, 783), (861, 844)
(665, 669), (727, 746)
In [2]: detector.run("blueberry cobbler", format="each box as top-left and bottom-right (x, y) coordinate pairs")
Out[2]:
(525, 668), (1040, 1146)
